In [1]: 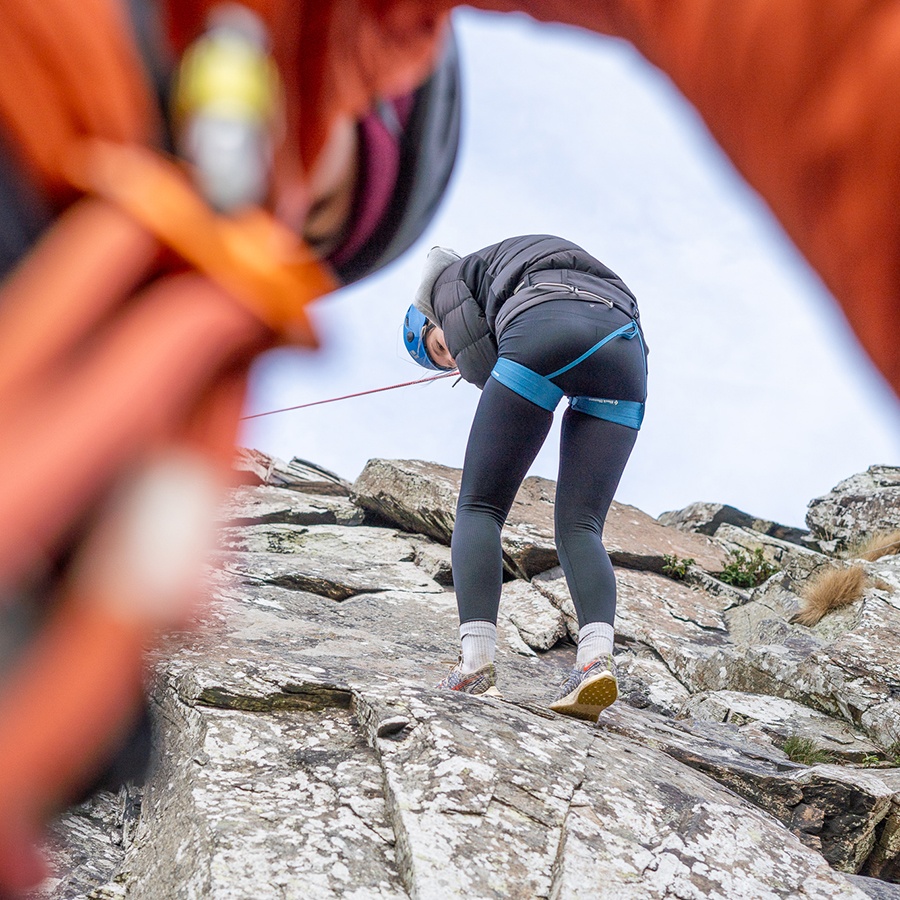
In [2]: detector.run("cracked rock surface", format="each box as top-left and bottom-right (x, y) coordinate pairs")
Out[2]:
(36, 455), (900, 899)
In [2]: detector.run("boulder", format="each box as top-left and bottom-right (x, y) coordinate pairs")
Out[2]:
(806, 466), (900, 551)
(351, 458), (460, 543)
(499, 579), (568, 652)
(714, 522), (827, 570)
(615, 649), (691, 717)
(407, 537), (454, 587)
(218, 484), (363, 528)
(683, 690), (882, 763)
(659, 500), (810, 546)
(233, 447), (353, 496)
(353, 459), (728, 580)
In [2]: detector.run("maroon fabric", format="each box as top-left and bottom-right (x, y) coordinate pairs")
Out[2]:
(329, 94), (414, 269)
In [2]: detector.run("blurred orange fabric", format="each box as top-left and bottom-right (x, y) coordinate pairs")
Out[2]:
(2, 0), (899, 894)
(465, 0), (900, 398)
(0, 1), (448, 891)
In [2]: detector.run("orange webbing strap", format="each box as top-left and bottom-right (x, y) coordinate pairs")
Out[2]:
(0, 266), (268, 586)
(0, 266), (302, 893)
(0, 368), (248, 895)
(66, 140), (337, 344)
(0, 3), (337, 891)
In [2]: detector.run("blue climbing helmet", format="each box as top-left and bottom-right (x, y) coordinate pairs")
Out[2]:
(403, 304), (448, 370)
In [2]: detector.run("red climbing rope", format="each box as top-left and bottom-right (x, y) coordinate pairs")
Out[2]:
(241, 370), (459, 419)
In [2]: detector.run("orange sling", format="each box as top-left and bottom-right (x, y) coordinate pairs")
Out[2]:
(0, 0), (449, 891)
(460, 0), (900, 400)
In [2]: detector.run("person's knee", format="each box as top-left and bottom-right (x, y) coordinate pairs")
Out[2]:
(456, 497), (507, 529)
(555, 508), (603, 542)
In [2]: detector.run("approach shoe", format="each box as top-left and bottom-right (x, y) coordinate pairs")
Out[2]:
(549, 654), (617, 722)
(437, 661), (501, 697)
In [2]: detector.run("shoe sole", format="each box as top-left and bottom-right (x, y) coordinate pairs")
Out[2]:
(549, 672), (617, 722)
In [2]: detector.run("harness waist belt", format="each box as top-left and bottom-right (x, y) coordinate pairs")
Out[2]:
(490, 319), (646, 429)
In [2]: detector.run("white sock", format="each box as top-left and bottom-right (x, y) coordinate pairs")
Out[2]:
(459, 620), (497, 674)
(576, 622), (614, 668)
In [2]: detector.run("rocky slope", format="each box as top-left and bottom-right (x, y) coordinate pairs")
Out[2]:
(34, 454), (900, 899)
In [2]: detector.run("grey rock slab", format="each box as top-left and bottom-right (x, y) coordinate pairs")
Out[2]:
(602, 500), (730, 577)
(500, 579), (567, 652)
(234, 447), (353, 496)
(179, 561), (564, 711)
(221, 550), (438, 602)
(216, 524), (442, 601)
(532, 566), (581, 641)
(109, 684), (406, 900)
(501, 475), (562, 578)
(218, 520), (423, 562)
(534, 565), (736, 690)
(352, 459), (728, 580)
(555, 722), (868, 899)
(497, 612), (539, 658)
(220, 523), (421, 565)
(406, 537), (454, 586)
(721, 570), (900, 748)
(616, 649), (691, 717)
(504, 479), (730, 579)
(28, 789), (132, 900)
(613, 568), (734, 689)
(352, 684), (867, 900)
(862, 556), (900, 596)
(44, 584), (875, 900)
(352, 459), (553, 578)
(218, 484), (363, 527)
(861, 769), (900, 883)
(352, 458), (460, 544)
(846, 874), (900, 900)
(682, 565), (752, 605)
(356, 685), (586, 899)
(714, 522), (827, 570)
(217, 521), (311, 556)
(604, 704), (896, 875)
(683, 690), (882, 762)
(658, 500), (810, 546)
(806, 466), (900, 549)
(530, 557), (900, 755)
(723, 566), (844, 648)
(271, 457), (354, 496)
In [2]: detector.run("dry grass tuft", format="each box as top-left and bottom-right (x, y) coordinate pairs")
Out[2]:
(793, 566), (867, 627)
(851, 529), (900, 561)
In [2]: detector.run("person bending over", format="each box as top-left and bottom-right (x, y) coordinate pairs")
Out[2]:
(402, 234), (648, 721)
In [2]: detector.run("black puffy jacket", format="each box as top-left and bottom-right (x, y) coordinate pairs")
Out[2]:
(430, 234), (641, 387)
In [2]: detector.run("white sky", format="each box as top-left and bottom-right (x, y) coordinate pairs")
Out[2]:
(242, 9), (900, 530)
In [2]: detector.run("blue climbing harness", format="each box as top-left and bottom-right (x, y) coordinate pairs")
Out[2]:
(490, 319), (646, 429)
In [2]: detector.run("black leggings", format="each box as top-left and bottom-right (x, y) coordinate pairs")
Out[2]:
(451, 299), (647, 629)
